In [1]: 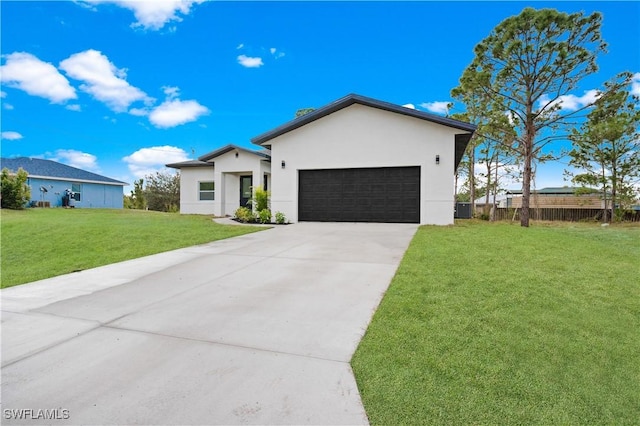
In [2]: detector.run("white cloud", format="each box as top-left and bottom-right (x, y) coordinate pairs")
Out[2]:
(402, 103), (416, 109)
(82, 0), (205, 30)
(123, 145), (189, 177)
(4, 103), (14, 110)
(237, 54), (263, 68)
(162, 86), (180, 99)
(148, 98), (209, 128)
(60, 49), (151, 112)
(539, 89), (600, 112)
(1, 131), (23, 140)
(420, 101), (450, 115)
(66, 104), (82, 112)
(269, 47), (285, 59)
(129, 107), (149, 117)
(631, 73), (640, 97)
(0, 52), (77, 103)
(237, 43), (244, 50)
(0, 91), (6, 98)
(51, 149), (100, 171)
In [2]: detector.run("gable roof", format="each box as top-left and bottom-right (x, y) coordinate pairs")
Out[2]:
(198, 144), (270, 162)
(166, 144), (270, 169)
(1, 157), (126, 186)
(251, 93), (477, 146)
(166, 160), (213, 169)
(250, 93), (476, 169)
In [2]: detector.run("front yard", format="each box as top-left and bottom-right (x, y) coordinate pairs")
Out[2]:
(352, 221), (640, 424)
(0, 208), (263, 288)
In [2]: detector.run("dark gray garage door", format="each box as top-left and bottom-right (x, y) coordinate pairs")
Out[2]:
(298, 166), (420, 223)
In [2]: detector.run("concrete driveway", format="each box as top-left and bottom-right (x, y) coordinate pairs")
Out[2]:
(1, 222), (417, 425)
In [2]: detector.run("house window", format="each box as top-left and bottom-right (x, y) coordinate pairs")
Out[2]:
(71, 183), (82, 201)
(263, 174), (268, 191)
(199, 181), (214, 200)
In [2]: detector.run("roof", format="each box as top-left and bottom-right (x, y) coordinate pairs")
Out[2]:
(166, 160), (213, 169)
(166, 144), (270, 169)
(251, 94), (476, 146)
(250, 93), (476, 169)
(507, 187), (600, 195)
(198, 144), (270, 162)
(1, 157), (127, 186)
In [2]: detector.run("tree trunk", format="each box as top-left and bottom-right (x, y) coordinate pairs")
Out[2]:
(491, 157), (499, 221)
(469, 145), (476, 218)
(521, 126), (535, 227)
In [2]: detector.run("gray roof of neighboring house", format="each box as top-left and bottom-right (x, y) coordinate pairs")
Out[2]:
(507, 187), (600, 195)
(1, 157), (127, 186)
(250, 93), (476, 168)
(166, 144), (270, 169)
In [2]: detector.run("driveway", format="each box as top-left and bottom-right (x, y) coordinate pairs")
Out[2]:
(1, 222), (417, 425)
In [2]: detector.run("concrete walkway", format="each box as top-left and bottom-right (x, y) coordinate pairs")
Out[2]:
(1, 222), (417, 425)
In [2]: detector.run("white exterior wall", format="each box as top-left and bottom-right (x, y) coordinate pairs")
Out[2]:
(266, 104), (464, 225)
(178, 148), (271, 216)
(178, 167), (216, 214)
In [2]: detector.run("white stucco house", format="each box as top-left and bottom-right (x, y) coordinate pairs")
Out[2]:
(167, 94), (476, 225)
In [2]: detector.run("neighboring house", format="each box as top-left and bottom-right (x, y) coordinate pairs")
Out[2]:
(1, 157), (127, 209)
(474, 194), (509, 210)
(506, 187), (606, 209)
(167, 93), (476, 225)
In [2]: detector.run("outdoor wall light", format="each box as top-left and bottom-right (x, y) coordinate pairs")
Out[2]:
(235, 152), (239, 158)
(435, 155), (440, 165)
(281, 160), (286, 169)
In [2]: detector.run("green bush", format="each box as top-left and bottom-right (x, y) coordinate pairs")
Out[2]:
(1, 167), (31, 210)
(234, 206), (256, 223)
(252, 185), (270, 211)
(275, 211), (287, 224)
(258, 209), (271, 224)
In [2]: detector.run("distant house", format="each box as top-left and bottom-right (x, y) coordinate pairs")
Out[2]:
(473, 194), (509, 210)
(506, 187), (606, 209)
(1, 157), (127, 209)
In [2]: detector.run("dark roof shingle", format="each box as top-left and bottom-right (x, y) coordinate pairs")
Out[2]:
(0, 157), (127, 185)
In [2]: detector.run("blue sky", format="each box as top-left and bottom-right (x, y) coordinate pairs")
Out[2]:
(1, 1), (639, 190)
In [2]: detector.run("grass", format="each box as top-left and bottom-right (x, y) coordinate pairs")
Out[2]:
(352, 220), (640, 425)
(1, 208), (264, 288)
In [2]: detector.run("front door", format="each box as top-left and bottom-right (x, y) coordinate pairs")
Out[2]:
(240, 175), (252, 208)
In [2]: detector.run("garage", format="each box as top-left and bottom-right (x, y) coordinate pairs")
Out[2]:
(298, 166), (420, 223)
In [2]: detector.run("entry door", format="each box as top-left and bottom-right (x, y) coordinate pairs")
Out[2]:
(240, 175), (252, 208)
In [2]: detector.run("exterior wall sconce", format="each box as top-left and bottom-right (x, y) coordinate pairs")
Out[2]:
(281, 160), (286, 169)
(435, 155), (440, 165)
(235, 152), (239, 158)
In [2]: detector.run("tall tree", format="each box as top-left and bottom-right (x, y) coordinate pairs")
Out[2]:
(144, 171), (180, 212)
(130, 178), (146, 210)
(452, 7), (607, 227)
(567, 72), (640, 222)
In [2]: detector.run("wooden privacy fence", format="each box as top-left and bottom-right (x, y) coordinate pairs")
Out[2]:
(493, 208), (640, 222)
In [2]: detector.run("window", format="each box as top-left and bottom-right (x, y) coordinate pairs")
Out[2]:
(199, 181), (214, 200)
(71, 183), (82, 201)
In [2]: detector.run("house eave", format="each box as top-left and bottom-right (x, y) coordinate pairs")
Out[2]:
(27, 175), (127, 186)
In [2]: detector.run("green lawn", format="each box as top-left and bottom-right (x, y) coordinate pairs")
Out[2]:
(1, 208), (263, 288)
(352, 221), (640, 425)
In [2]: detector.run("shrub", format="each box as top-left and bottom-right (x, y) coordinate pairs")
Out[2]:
(275, 211), (287, 224)
(234, 206), (256, 223)
(258, 209), (271, 224)
(1, 167), (31, 210)
(252, 185), (270, 211)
